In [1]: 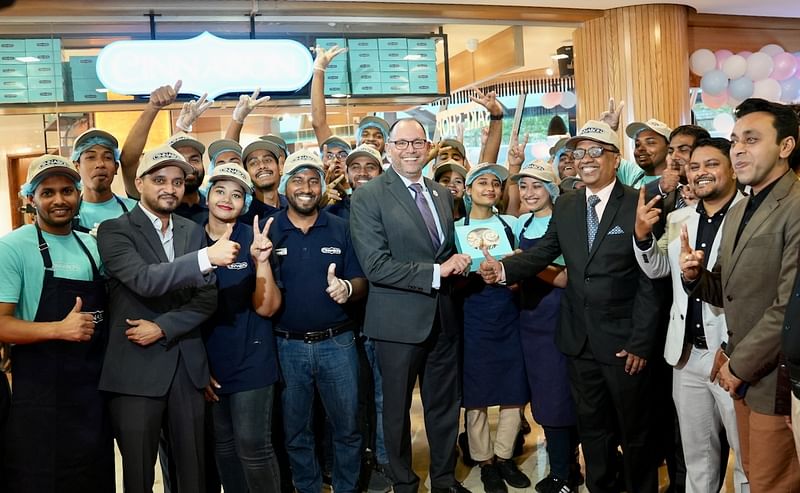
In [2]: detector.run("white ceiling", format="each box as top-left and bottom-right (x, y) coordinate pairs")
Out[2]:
(325, 0), (800, 18)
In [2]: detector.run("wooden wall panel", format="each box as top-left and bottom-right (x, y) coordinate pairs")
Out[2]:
(574, 4), (690, 159)
(442, 26), (525, 91)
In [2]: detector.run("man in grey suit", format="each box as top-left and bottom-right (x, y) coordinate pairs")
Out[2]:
(350, 118), (471, 493)
(97, 145), (239, 493)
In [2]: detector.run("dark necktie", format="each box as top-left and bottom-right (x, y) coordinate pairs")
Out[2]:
(675, 184), (686, 210)
(587, 194), (601, 249)
(409, 183), (441, 251)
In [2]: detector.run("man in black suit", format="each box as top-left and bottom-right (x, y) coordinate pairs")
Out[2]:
(97, 145), (239, 493)
(480, 120), (660, 493)
(350, 118), (471, 493)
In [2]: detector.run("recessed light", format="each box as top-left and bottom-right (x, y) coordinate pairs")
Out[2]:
(95, 88), (109, 93)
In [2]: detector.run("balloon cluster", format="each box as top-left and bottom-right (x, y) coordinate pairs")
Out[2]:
(541, 91), (577, 109)
(691, 44), (800, 108)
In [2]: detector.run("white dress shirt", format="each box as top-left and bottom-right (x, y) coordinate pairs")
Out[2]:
(585, 179), (617, 222)
(138, 203), (213, 272)
(396, 172), (445, 289)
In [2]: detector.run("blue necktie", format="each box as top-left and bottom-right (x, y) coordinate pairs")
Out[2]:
(587, 194), (601, 249)
(409, 183), (441, 251)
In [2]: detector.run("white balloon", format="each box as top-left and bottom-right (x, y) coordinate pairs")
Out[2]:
(722, 55), (748, 80)
(746, 52), (774, 81)
(760, 43), (785, 56)
(559, 91), (577, 109)
(752, 78), (782, 102)
(690, 49), (717, 76)
(713, 113), (735, 135)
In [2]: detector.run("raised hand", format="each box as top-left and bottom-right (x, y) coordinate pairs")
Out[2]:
(507, 132), (529, 169)
(659, 165), (681, 194)
(149, 80), (181, 109)
(325, 263), (350, 304)
(125, 318), (164, 346)
(58, 296), (95, 342)
(598, 97), (625, 131)
(425, 140), (443, 165)
(175, 92), (212, 132)
(250, 216), (274, 264)
(469, 87), (503, 118)
(208, 223), (241, 267)
(313, 44), (348, 71)
(233, 88), (271, 124)
(634, 186), (662, 241)
(678, 223), (705, 281)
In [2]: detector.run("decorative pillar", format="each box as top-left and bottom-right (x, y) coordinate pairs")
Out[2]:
(573, 4), (691, 155)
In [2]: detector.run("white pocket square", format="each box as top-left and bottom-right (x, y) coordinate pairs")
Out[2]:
(608, 225), (625, 235)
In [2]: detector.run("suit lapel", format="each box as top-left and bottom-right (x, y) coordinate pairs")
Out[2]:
(130, 206), (169, 263)
(173, 217), (187, 257)
(385, 167), (437, 254)
(587, 182), (624, 264)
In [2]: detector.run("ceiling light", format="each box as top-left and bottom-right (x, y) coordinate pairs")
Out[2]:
(15, 56), (40, 63)
(545, 68), (555, 76)
(95, 88), (109, 93)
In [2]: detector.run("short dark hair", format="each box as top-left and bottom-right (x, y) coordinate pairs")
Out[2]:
(735, 98), (800, 145)
(691, 137), (732, 160)
(388, 118), (428, 139)
(669, 125), (710, 143)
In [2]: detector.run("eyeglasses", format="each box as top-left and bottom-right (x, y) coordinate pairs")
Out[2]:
(571, 146), (617, 160)
(325, 151), (349, 161)
(390, 139), (427, 150)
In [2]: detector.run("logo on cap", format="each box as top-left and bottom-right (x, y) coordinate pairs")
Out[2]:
(153, 151), (179, 160)
(581, 127), (605, 135)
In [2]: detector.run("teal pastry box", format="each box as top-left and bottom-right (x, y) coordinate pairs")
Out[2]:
(455, 222), (514, 272)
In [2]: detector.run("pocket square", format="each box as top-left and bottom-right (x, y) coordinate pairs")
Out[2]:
(608, 225), (625, 235)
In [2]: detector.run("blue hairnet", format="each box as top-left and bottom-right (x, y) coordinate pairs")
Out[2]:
(71, 136), (121, 162)
(464, 167), (506, 213)
(20, 174), (82, 197)
(201, 180), (254, 216)
(277, 166), (327, 196)
(552, 147), (569, 177)
(356, 122), (389, 145)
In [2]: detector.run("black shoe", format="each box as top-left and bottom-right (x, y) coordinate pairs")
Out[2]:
(535, 475), (576, 493)
(496, 457), (531, 489)
(431, 483), (471, 493)
(366, 464), (393, 493)
(480, 463), (508, 493)
(458, 431), (476, 467)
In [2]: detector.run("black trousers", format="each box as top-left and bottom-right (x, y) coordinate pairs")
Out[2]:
(376, 324), (461, 493)
(568, 349), (659, 493)
(0, 372), (9, 493)
(109, 358), (206, 493)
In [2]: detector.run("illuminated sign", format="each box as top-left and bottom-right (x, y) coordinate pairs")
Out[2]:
(97, 32), (314, 98)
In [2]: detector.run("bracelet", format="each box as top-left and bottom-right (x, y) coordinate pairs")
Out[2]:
(313, 67), (327, 73)
(342, 279), (353, 298)
(489, 114), (504, 121)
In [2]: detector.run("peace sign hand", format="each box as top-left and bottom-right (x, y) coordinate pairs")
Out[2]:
(176, 93), (213, 132)
(313, 44), (348, 71)
(599, 97), (625, 132)
(634, 186), (662, 241)
(233, 88), (271, 124)
(678, 224), (705, 281)
(507, 132), (529, 169)
(469, 87), (503, 118)
(250, 216), (274, 264)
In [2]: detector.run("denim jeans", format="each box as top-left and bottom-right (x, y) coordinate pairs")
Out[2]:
(362, 337), (388, 465)
(276, 331), (361, 493)
(212, 385), (281, 493)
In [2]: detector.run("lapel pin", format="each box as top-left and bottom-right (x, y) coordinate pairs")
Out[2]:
(432, 190), (439, 197)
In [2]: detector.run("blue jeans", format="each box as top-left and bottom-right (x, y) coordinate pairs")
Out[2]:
(276, 331), (361, 493)
(362, 337), (388, 465)
(212, 385), (281, 493)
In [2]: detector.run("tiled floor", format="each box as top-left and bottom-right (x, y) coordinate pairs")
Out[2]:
(114, 383), (737, 492)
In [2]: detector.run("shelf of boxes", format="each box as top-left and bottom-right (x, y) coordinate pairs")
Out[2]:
(0, 38), (65, 104)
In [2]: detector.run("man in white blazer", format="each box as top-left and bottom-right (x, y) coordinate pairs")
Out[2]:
(633, 138), (749, 493)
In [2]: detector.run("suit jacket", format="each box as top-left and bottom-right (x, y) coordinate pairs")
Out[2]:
(96, 206), (217, 397)
(350, 166), (459, 344)
(503, 181), (659, 364)
(692, 171), (800, 415)
(634, 192), (745, 366)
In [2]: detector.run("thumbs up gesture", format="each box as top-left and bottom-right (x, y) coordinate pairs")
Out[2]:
(58, 296), (95, 342)
(208, 223), (241, 267)
(325, 263), (350, 304)
(678, 223), (705, 282)
(478, 247), (503, 284)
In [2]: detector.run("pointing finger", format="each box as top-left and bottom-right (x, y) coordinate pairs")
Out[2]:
(263, 217), (274, 235)
(680, 224), (692, 254)
(173, 80), (183, 94)
(252, 215), (261, 236)
(481, 246), (494, 262)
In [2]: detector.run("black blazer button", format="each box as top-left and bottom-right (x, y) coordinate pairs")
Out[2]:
(726, 295), (733, 302)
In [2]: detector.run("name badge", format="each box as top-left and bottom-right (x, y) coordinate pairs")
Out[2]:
(321, 247), (342, 255)
(275, 248), (288, 256)
(227, 261), (248, 270)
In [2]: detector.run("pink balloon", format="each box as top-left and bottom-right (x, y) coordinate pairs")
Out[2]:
(541, 92), (563, 109)
(738, 51), (752, 58)
(715, 49), (733, 69)
(772, 52), (797, 81)
(702, 89), (728, 109)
